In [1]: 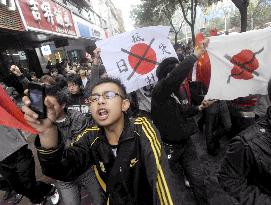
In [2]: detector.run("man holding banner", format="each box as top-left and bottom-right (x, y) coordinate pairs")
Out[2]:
(203, 27), (271, 204)
(151, 39), (214, 205)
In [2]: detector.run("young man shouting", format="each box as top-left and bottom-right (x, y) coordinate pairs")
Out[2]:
(22, 78), (181, 205)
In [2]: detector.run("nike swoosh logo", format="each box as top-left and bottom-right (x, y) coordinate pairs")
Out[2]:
(130, 159), (138, 168)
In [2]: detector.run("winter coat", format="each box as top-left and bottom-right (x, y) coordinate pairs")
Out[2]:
(35, 117), (182, 205)
(218, 109), (271, 204)
(151, 55), (199, 144)
(56, 109), (92, 146)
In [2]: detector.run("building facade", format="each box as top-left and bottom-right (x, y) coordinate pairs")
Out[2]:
(0, 0), (43, 90)
(0, 0), (125, 76)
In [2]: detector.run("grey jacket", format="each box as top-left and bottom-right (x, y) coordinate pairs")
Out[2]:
(0, 83), (27, 161)
(0, 126), (27, 161)
(255, 95), (271, 117)
(56, 109), (92, 147)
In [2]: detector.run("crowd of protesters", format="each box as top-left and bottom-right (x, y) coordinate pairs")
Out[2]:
(0, 38), (271, 205)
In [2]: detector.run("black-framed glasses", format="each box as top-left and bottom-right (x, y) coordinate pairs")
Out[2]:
(89, 91), (124, 103)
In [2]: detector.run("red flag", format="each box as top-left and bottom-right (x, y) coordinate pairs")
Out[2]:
(194, 33), (211, 89)
(196, 53), (211, 89)
(0, 85), (38, 134)
(195, 32), (205, 46)
(194, 31), (218, 89)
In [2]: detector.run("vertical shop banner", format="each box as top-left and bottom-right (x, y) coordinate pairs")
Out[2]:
(16, 0), (77, 37)
(96, 26), (178, 93)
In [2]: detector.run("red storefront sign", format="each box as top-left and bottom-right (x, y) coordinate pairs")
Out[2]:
(16, 0), (77, 37)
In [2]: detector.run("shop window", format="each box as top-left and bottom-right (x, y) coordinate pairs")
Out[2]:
(67, 49), (84, 64)
(46, 50), (66, 65)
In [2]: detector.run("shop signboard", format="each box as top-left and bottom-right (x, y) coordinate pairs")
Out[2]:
(15, 0), (77, 37)
(73, 14), (92, 39)
(18, 51), (27, 60)
(73, 14), (105, 40)
(41, 45), (51, 55)
(77, 21), (92, 39)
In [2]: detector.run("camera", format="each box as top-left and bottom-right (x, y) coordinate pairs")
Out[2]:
(28, 82), (47, 119)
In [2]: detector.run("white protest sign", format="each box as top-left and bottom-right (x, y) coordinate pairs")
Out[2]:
(96, 26), (178, 93)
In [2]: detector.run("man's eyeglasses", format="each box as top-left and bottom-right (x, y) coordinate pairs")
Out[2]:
(89, 91), (124, 103)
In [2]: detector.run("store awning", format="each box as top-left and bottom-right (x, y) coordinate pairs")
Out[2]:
(0, 30), (71, 49)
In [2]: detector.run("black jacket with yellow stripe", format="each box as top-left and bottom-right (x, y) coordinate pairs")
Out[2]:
(36, 117), (181, 205)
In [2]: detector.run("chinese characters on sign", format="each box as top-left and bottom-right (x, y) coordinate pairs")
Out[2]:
(27, 0), (41, 21)
(145, 73), (156, 86)
(17, 0), (77, 36)
(54, 7), (64, 26)
(132, 33), (144, 43)
(116, 59), (129, 73)
(40, 2), (54, 25)
(96, 26), (178, 93)
(159, 43), (171, 54)
(117, 33), (170, 84)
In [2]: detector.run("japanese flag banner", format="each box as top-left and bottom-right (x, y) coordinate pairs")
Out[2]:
(206, 28), (271, 100)
(96, 26), (178, 93)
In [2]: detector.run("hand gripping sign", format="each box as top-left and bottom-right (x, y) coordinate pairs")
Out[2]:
(96, 26), (178, 93)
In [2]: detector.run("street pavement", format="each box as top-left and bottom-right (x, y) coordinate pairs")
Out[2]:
(0, 132), (237, 205)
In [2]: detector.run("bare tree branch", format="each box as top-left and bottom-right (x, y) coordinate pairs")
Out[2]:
(178, 19), (185, 33)
(162, 8), (177, 32)
(178, 0), (192, 26)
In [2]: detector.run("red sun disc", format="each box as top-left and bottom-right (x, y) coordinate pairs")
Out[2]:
(128, 43), (157, 75)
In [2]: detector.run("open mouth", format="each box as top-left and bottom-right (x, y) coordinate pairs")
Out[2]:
(97, 108), (109, 120)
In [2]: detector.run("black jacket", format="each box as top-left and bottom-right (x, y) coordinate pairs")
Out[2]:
(151, 55), (199, 144)
(218, 112), (271, 204)
(36, 117), (181, 205)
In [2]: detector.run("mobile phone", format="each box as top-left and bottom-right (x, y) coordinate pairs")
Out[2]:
(28, 82), (47, 119)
